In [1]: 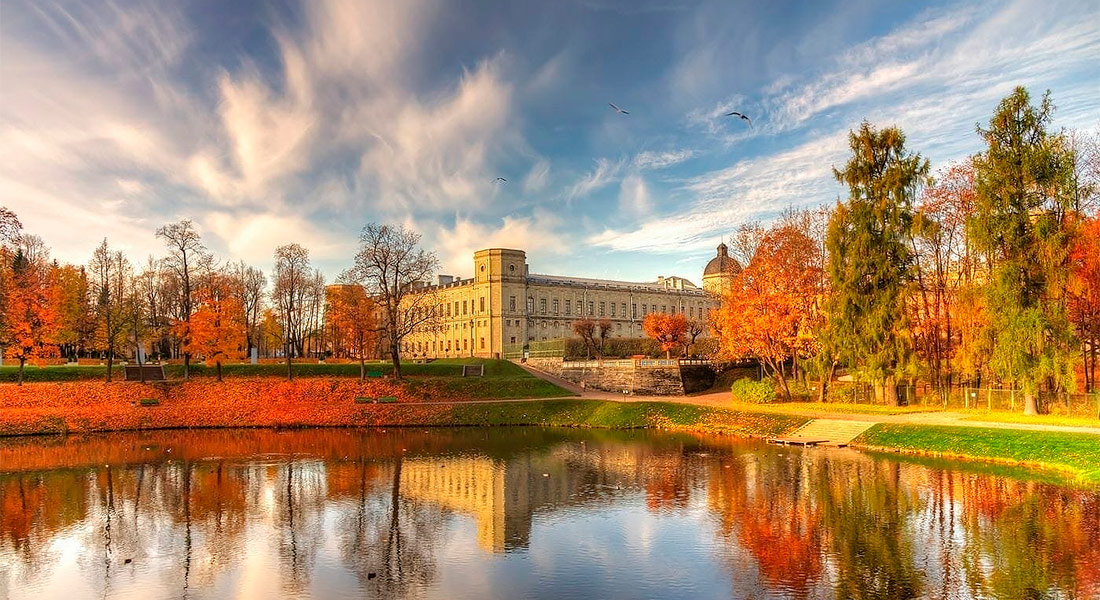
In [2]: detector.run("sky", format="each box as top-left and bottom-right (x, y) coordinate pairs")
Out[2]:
(2, 0), (1098, 283)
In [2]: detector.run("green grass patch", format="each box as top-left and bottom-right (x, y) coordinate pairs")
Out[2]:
(854, 424), (1100, 486)
(138, 398), (160, 407)
(960, 410), (1100, 429)
(406, 400), (806, 437)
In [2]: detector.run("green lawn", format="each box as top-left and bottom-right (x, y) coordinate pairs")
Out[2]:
(960, 409), (1100, 429)
(0, 358), (526, 383)
(854, 424), (1100, 485)
(427, 399), (806, 437)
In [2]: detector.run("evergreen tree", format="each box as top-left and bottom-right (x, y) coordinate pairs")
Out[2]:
(825, 122), (929, 405)
(970, 87), (1077, 415)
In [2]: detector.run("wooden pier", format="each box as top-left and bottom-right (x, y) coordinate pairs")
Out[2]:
(768, 419), (877, 448)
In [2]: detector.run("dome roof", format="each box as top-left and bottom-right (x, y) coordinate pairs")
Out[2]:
(703, 243), (742, 277)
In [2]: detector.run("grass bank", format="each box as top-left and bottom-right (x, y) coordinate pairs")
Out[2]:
(853, 424), (1100, 486)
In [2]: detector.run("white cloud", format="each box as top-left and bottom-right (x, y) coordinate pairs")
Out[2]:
(522, 159), (551, 194)
(617, 174), (652, 215)
(566, 157), (623, 200)
(633, 149), (694, 170)
(434, 210), (568, 276)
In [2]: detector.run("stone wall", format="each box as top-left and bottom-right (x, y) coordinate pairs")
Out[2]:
(524, 358), (714, 396)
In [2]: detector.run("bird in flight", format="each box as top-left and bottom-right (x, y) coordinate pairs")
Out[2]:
(608, 103), (630, 115)
(494, 177), (507, 183)
(726, 111), (752, 127)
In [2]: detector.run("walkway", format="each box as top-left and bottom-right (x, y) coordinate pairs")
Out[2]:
(513, 362), (1100, 436)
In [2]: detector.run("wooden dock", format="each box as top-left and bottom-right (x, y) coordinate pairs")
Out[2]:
(768, 419), (877, 448)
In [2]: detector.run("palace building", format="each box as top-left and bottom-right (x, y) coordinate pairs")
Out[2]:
(401, 244), (740, 359)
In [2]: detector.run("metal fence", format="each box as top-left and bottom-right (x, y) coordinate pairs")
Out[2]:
(502, 338), (567, 360)
(824, 380), (1100, 418)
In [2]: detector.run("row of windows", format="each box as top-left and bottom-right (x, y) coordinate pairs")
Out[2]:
(510, 295), (711, 320)
(404, 338), (487, 354)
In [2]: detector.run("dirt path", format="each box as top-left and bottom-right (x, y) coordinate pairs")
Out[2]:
(513, 363), (1100, 436)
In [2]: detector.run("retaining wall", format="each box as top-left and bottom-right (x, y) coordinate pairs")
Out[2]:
(525, 358), (714, 396)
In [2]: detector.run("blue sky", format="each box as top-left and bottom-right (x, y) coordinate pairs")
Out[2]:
(2, 0), (1098, 283)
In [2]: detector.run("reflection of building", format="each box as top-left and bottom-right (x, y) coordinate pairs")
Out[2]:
(403, 247), (723, 359)
(400, 455), (589, 552)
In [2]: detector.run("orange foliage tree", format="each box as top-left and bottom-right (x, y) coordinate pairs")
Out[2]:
(326, 280), (378, 380)
(1068, 214), (1100, 394)
(642, 312), (687, 359)
(714, 223), (823, 401)
(3, 245), (60, 385)
(186, 273), (246, 381)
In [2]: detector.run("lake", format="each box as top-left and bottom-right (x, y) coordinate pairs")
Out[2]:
(0, 427), (1096, 599)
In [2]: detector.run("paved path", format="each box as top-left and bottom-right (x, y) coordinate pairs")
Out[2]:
(512, 362), (1100, 436)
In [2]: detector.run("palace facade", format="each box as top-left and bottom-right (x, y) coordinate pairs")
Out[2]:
(401, 244), (740, 359)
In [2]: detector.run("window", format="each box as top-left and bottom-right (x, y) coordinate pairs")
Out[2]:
(617, 322), (622, 330)
(510, 336), (516, 344)
(447, 303), (452, 317)
(641, 304), (647, 316)
(588, 301), (594, 316)
(509, 264), (516, 272)
(651, 304), (656, 313)
(610, 303), (616, 317)
(527, 296), (534, 313)
(690, 306), (695, 317)
(463, 339), (468, 350)
(564, 300), (571, 315)
(509, 296), (516, 311)
(661, 305), (666, 313)
(552, 298), (559, 314)
(540, 298), (547, 314)
(454, 301), (459, 315)
(632, 304), (637, 318)
(621, 303), (626, 318)
(480, 297), (485, 313)
(599, 302), (605, 316)
(463, 300), (468, 315)
(480, 338), (485, 349)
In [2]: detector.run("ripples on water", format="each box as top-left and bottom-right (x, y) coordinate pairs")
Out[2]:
(0, 427), (1096, 600)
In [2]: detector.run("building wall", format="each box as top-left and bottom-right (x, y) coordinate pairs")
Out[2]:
(402, 248), (720, 359)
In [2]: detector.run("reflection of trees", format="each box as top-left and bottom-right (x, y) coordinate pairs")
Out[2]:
(335, 454), (443, 597)
(273, 461), (327, 593)
(816, 459), (924, 599)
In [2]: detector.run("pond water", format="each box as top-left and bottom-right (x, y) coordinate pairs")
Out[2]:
(0, 427), (1096, 600)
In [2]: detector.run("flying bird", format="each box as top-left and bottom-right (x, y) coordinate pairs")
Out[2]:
(726, 111), (752, 127)
(608, 103), (630, 115)
(494, 177), (507, 183)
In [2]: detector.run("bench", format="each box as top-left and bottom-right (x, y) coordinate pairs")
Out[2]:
(125, 365), (166, 381)
(355, 396), (398, 404)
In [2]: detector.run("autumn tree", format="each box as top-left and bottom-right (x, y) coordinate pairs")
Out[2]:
(350, 223), (439, 380)
(573, 318), (598, 358)
(3, 237), (59, 384)
(89, 239), (132, 382)
(1068, 214), (1100, 394)
(825, 122), (929, 406)
(643, 312), (688, 359)
(272, 244), (314, 380)
(52, 264), (94, 360)
(156, 220), (210, 378)
(327, 275), (378, 380)
(911, 162), (981, 397)
(970, 87), (1077, 415)
(228, 260), (266, 361)
(715, 222), (823, 401)
(187, 273), (246, 382)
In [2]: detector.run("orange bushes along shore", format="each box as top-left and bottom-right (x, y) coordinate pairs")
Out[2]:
(0, 378), (455, 436)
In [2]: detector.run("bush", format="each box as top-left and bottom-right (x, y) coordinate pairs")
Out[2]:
(730, 378), (775, 404)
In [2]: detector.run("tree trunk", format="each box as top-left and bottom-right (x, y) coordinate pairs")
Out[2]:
(17, 358), (25, 386)
(216, 360), (223, 383)
(285, 342), (293, 381)
(106, 351), (114, 383)
(1023, 391), (1039, 416)
(360, 355), (366, 382)
(885, 375), (901, 407)
(773, 365), (792, 402)
(391, 343), (403, 380)
(183, 353), (190, 379)
(818, 360), (837, 403)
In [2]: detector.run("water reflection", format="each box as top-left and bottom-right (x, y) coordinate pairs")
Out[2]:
(0, 428), (1096, 599)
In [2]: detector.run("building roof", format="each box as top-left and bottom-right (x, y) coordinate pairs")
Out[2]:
(703, 242), (742, 277)
(528, 273), (710, 296)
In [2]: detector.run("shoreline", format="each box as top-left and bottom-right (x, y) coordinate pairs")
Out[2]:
(2, 378), (1098, 487)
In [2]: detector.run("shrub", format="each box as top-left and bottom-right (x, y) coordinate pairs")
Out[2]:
(730, 378), (775, 404)
(139, 398), (160, 407)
